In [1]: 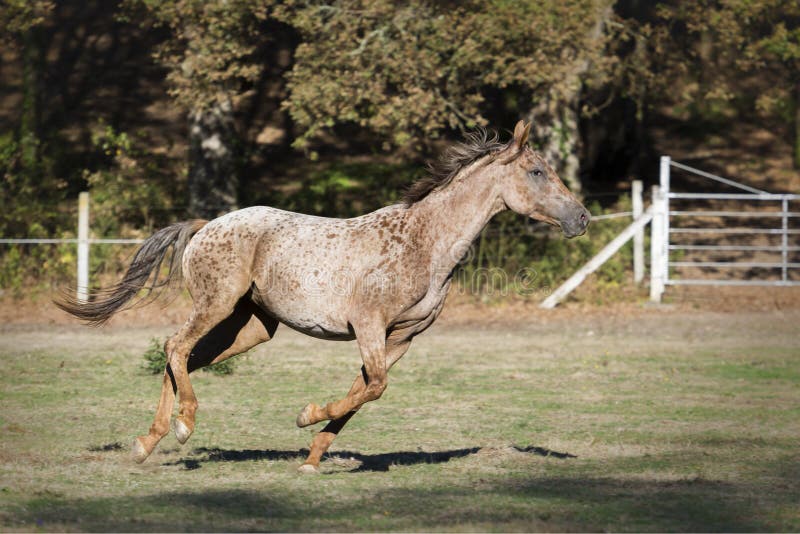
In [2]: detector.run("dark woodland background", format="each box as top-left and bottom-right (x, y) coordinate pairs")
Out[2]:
(1, 0), (798, 291)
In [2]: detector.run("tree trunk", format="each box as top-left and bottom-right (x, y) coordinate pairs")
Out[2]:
(20, 25), (42, 177)
(794, 79), (800, 170)
(524, 4), (613, 195)
(188, 98), (239, 219)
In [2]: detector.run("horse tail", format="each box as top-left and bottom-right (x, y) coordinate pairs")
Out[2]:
(55, 219), (208, 326)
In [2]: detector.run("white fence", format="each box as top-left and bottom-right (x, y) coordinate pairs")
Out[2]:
(539, 200), (652, 308)
(542, 157), (798, 308)
(0, 192), (144, 301)
(3, 189), (641, 304)
(649, 156), (800, 302)
(11, 161), (788, 307)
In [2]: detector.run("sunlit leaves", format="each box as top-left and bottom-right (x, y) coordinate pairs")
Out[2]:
(280, 0), (615, 151)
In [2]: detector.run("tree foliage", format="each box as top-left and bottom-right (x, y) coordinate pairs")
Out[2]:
(124, 0), (278, 217)
(281, 0), (617, 151)
(0, 0), (63, 238)
(3, 0), (800, 291)
(655, 0), (800, 166)
(128, 0), (273, 111)
(0, 0), (54, 42)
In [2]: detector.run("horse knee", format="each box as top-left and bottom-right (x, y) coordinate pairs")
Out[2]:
(365, 379), (387, 401)
(167, 344), (189, 368)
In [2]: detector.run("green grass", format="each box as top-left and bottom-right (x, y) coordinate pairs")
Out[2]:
(0, 309), (798, 532)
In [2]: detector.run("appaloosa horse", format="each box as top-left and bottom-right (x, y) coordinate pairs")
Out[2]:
(57, 121), (590, 473)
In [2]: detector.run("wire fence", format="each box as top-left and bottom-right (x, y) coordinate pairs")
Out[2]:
(0, 188), (640, 300)
(14, 161), (795, 306)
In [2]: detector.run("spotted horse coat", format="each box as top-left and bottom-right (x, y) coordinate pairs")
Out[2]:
(56, 121), (590, 472)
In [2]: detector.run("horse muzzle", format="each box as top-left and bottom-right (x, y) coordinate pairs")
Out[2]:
(561, 207), (591, 238)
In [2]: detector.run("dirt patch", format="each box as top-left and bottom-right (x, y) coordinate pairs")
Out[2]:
(4, 282), (800, 329)
(1, 291), (194, 327)
(439, 284), (800, 327)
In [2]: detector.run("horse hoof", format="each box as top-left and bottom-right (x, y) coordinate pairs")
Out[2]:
(132, 438), (150, 464)
(297, 463), (320, 474)
(174, 419), (193, 444)
(296, 404), (315, 428)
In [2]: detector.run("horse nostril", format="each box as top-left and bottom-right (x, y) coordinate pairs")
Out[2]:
(578, 210), (590, 230)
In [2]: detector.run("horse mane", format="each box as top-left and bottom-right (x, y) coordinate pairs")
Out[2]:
(403, 128), (513, 205)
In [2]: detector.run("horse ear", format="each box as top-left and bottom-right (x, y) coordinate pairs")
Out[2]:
(513, 120), (531, 149)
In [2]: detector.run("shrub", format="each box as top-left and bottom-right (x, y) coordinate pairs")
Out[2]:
(142, 337), (236, 376)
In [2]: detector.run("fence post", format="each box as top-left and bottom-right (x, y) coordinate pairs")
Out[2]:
(649, 185), (664, 302)
(659, 155), (671, 192)
(659, 156), (671, 292)
(782, 197), (789, 283)
(77, 191), (89, 303)
(632, 180), (644, 284)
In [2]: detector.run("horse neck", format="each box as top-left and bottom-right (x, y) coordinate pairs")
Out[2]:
(411, 163), (506, 276)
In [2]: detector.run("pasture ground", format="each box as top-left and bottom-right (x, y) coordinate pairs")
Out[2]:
(1, 300), (799, 532)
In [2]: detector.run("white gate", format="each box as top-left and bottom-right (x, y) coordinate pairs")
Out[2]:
(650, 156), (800, 302)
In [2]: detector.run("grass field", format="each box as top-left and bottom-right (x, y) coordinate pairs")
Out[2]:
(1, 307), (798, 532)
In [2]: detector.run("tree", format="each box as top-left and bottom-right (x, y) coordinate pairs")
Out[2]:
(524, 1), (616, 193)
(280, 0), (620, 190)
(0, 0), (59, 236)
(655, 1), (800, 169)
(129, 0), (273, 218)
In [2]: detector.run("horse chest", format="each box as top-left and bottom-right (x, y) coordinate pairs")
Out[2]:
(391, 279), (451, 334)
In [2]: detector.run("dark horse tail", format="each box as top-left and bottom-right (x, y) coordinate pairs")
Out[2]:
(55, 219), (208, 326)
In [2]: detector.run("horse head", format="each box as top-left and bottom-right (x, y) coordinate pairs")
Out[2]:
(497, 120), (590, 238)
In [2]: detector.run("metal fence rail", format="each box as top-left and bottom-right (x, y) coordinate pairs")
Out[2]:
(650, 157), (800, 302)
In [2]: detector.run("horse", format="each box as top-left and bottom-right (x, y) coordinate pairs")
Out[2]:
(56, 121), (590, 473)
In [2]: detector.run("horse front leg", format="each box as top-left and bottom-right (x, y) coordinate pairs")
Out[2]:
(297, 324), (388, 428)
(298, 376), (365, 474)
(298, 339), (411, 473)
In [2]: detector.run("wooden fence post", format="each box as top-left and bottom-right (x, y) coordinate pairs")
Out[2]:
(649, 185), (664, 302)
(632, 180), (644, 284)
(77, 192), (89, 303)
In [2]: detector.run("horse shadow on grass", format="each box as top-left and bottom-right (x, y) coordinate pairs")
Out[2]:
(30, 444), (792, 531)
(161, 444), (576, 472)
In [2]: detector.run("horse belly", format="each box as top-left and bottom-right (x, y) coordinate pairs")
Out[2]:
(251, 277), (354, 340)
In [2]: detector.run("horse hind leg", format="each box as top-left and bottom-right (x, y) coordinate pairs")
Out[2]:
(164, 309), (220, 446)
(171, 303), (278, 444)
(133, 369), (176, 463)
(132, 298), (275, 462)
(187, 301), (277, 373)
